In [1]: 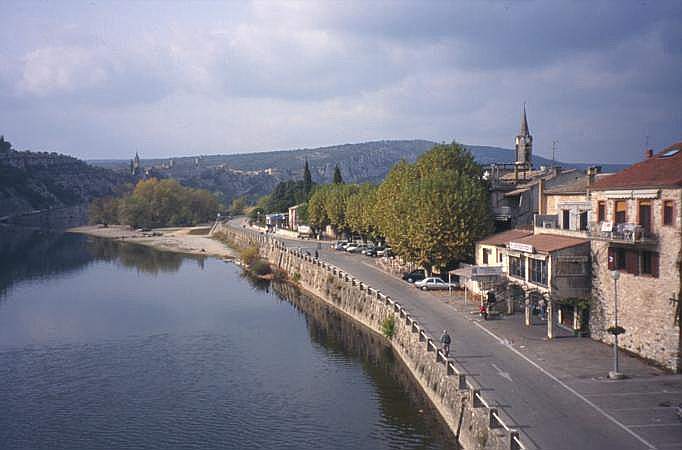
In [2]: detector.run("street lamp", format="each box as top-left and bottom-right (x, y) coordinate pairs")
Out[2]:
(608, 270), (624, 380)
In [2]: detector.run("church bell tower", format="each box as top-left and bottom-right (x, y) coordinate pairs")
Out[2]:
(515, 103), (532, 167)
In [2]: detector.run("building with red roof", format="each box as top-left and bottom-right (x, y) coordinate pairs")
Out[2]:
(588, 142), (681, 372)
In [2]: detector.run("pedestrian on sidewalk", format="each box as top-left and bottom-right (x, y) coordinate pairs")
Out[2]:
(539, 298), (547, 320)
(440, 330), (451, 357)
(314, 249), (319, 259)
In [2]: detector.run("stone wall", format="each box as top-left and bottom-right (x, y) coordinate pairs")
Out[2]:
(589, 189), (682, 372)
(218, 223), (531, 450)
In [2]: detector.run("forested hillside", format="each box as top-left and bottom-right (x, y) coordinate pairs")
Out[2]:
(0, 136), (127, 217)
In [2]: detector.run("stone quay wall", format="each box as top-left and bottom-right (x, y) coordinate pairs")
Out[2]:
(218, 223), (532, 450)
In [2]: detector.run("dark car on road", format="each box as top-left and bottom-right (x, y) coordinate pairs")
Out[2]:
(402, 270), (426, 283)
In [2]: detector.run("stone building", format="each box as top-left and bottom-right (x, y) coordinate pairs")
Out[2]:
(588, 143), (682, 372)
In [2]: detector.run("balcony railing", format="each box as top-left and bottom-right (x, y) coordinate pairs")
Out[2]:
(588, 222), (658, 244)
(493, 206), (512, 220)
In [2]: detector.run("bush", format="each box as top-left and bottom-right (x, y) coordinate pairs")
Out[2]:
(250, 259), (272, 276)
(381, 316), (396, 339)
(292, 272), (301, 283)
(240, 246), (259, 266)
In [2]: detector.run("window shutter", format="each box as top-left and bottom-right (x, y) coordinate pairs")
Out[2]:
(607, 247), (615, 270)
(625, 250), (639, 275)
(652, 253), (659, 278)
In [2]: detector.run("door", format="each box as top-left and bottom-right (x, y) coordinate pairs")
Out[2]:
(639, 200), (652, 233)
(562, 210), (570, 230)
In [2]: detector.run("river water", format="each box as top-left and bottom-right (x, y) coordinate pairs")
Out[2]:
(0, 232), (456, 450)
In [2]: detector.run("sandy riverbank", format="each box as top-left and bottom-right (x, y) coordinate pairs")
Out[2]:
(69, 225), (237, 259)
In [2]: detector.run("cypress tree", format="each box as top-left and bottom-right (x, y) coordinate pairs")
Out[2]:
(333, 165), (344, 184)
(303, 159), (312, 194)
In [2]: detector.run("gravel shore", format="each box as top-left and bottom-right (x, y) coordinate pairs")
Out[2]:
(69, 224), (236, 259)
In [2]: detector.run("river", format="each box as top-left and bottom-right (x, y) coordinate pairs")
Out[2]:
(0, 232), (457, 450)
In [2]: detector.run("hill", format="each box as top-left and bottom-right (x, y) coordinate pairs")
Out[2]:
(0, 137), (128, 218)
(93, 140), (627, 205)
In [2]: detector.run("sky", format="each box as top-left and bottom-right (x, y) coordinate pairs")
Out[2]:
(0, 1), (680, 163)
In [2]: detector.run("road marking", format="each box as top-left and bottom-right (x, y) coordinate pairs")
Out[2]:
(585, 391), (682, 397)
(473, 321), (658, 450)
(491, 363), (513, 382)
(628, 423), (682, 428)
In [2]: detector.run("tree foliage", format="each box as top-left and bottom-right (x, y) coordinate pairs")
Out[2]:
(346, 183), (378, 239)
(303, 159), (313, 194)
(333, 165), (344, 184)
(376, 142), (492, 270)
(259, 180), (309, 213)
(88, 178), (221, 228)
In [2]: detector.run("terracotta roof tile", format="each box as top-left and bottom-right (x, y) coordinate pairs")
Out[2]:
(590, 142), (682, 190)
(510, 233), (589, 253)
(479, 229), (533, 246)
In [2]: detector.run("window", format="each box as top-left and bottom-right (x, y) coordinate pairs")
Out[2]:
(638, 200), (652, 232)
(509, 255), (525, 279)
(607, 247), (655, 276)
(556, 261), (585, 276)
(608, 247), (627, 271)
(498, 252), (503, 263)
(614, 200), (627, 224)
(641, 251), (659, 277)
(663, 200), (674, 226)
(579, 211), (588, 231)
(529, 258), (548, 286)
(598, 201), (606, 222)
(562, 210), (570, 230)
(482, 248), (490, 265)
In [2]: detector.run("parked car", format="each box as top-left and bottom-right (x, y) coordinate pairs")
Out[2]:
(402, 270), (426, 283)
(347, 243), (367, 253)
(361, 244), (376, 256)
(363, 247), (377, 257)
(376, 247), (392, 257)
(414, 277), (457, 291)
(333, 240), (348, 250)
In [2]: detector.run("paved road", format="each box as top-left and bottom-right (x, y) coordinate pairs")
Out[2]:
(230, 221), (682, 450)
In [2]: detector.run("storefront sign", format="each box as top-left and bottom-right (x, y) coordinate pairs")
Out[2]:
(472, 266), (503, 276)
(509, 242), (534, 253)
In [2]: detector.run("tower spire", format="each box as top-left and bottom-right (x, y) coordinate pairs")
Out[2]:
(520, 102), (530, 136)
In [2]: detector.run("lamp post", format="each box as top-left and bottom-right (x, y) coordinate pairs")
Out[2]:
(608, 270), (624, 380)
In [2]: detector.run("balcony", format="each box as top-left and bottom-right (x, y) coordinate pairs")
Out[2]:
(493, 206), (512, 221)
(588, 222), (658, 245)
(533, 214), (589, 238)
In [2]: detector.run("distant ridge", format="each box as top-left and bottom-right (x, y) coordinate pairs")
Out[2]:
(90, 140), (628, 204)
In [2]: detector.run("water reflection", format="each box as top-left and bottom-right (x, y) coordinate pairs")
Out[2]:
(257, 280), (458, 450)
(0, 230), (207, 298)
(0, 232), (457, 449)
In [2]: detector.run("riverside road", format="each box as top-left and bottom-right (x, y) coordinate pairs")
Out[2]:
(229, 220), (682, 450)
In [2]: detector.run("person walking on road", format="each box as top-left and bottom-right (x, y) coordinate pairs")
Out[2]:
(440, 330), (451, 357)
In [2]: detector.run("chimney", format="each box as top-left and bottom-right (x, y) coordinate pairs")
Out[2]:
(645, 149), (653, 159)
(587, 166), (601, 185)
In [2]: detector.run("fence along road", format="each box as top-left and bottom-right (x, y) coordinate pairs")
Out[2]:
(228, 219), (667, 450)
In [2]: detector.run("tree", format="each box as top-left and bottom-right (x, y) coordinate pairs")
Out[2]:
(346, 183), (378, 239)
(333, 165), (344, 184)
(303, 159), (313, 194)
(260, 180), (308, 213)
(376, 142), (492, 272)
(0, 135), (12, 153)
(230, 196), (247, 215)
(97, 178), (222, 228)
